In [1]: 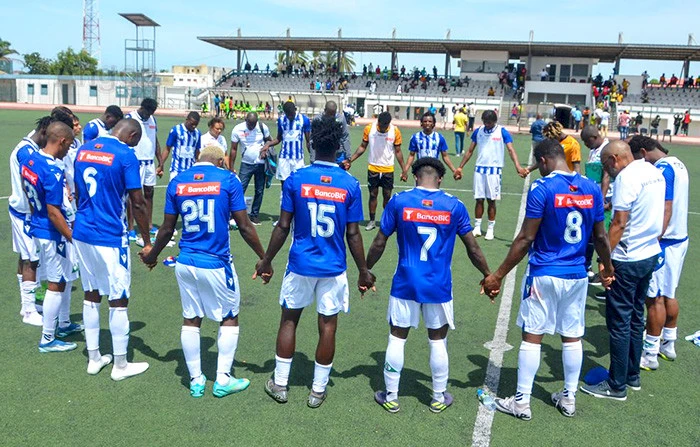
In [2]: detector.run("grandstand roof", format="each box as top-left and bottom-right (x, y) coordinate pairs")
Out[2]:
(198, 37), (700, 62)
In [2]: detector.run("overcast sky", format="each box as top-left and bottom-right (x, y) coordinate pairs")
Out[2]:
(4, 1), (700, 78)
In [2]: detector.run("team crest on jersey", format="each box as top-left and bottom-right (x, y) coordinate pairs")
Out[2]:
(320, 176), (332, 184)
(402, 207), (451, 224)
(28, 160), (34, 166)
(194, 173), (205, 180)
(94, 144), (103, 149)
(421, 199), (433, 208)
(554, 194), (593, 208)
(21, 166), (38, 185)
(569, 185), (578, 192)
(78, 150), (115, 166)
(176, 182), (221, 196)
(300, 184), (347, 202)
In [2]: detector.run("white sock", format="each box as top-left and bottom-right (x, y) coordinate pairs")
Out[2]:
(644, 334), (661, 356)
(181, 326), (202, 380)
(109, 307), (130, 368)
(16, 274), (23, 303)
(217, 326), (240, 384)
(429, 338), (449, 401)
(488, 220), (496, 231)
(474, 218), (482, 229)
(516, 341), (541, 403)
(274, 355), (293, 387)
(662, 326), (677, 341)
(58, 281), (72, 327)
(83, 300), (101, 361)
(312, 361), (333, 393)
(384, 334), (407, 399)
(40, 290), (62, 344)
(20, 281), (37, 314)
(562, 341), (582, 396)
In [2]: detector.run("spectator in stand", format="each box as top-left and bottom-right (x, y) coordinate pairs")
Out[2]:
(673, 113), (682, 136)
(622, 78), (630, 96)
(618, 110), (631, 140)
(254, 63), (259, 72)
(487, 87), (495, 97)
(669, 74), (678, 87)
(396, 84), (402, 94)
(375, 65), (381, 79)
(682, 110), (691, 136)
(695, 76), (700, 88)
(433, 66), (438, 79)
(660, 73), (667, 87)
(641, 71), (649, 89)
(539, 68), (548, 81)
(685, 76), (694, 90)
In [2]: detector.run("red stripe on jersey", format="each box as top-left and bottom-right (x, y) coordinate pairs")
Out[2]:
(176, 182), (221, 196)
(402, 207), (451, 224)
(300, 184), (347, 202)
(21, 166), (38, 186)
(77, 150), (115, 166)
(554, 194), (594, 208)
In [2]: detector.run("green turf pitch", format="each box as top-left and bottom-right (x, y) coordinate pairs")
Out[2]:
(0, 110), (697, 446)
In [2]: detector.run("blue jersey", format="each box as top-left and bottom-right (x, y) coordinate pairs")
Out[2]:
(166, 124), (202, 174)
(9, 137), (40, 218)
(21, 150), (66, 242)
(381, 187), (472, 304)
(526, 171), (604, 279)
(277, 113), (311, 160)
(282, 161), (363, 277)
(73, 136), (142, 248)
(165, 163), (246, 269)
(83, 118), (107, 143)
(408, 131), (448, 159)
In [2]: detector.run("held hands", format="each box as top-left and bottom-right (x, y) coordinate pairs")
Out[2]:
(453, 167), (463, 181)
(138, 245), (157, 270)
(253, 259), (274, 284)
(358, 269), (377, 298)
(517, 167), (529, 178)
(341, 159), (351, 171)
(599, 263), (615, 289)
(400, 171), (408, 182)
(480, 274), (502, 303)
(156, 166), (164, 178)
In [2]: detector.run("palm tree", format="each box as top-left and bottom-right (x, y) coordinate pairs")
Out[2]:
(0, 38), (18, 60)
(275, 51), (309, 71)
(320, 51), (356, 74)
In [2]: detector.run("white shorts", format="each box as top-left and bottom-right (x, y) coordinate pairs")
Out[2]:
(34, 238), (79, 283)
(516, 273), (588, 338)
(279, 270), (349, 316)
(175, 261), (241, 321)
(648, 239), (688, 299)
(387, 296), (455, 330)
(74, 239), (131, 300)
(139, 160), (157, 187)
(473, 170), (502, 200)
(276, 158), (306, 181)
(10, 212), (38, 262)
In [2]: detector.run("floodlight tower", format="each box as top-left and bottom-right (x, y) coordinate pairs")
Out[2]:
(82, 0), (101, 65)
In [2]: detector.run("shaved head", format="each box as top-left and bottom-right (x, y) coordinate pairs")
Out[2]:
(111, 118), (143, 147)
(601, 140), (634, 178)
(44, 121), (74, 159)
(324, 101), (338, 116)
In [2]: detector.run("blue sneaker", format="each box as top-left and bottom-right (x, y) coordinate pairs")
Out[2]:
(128, 230), (137, 242)
(39, 338), (77, 353)
(213, 377), (250, 397)
(149, 226), (159, 236)
(190, 375), (206, 398)
(56, 322), (84, 338)
(163, 256), (177, 268)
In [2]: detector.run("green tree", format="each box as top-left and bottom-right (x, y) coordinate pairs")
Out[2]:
(52, 47), (99, 75)
(275, 51), (309, 71)
(23, 52), (52, 74)
(0, 38), (18, 60)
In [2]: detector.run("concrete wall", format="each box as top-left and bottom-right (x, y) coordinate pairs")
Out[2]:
(524, 56), (597, 81)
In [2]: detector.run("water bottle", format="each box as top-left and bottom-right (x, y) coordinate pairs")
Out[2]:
(477, 388), (496, 411)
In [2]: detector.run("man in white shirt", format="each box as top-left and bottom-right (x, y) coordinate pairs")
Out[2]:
(580, 140), (665, 401)
(230, 113), (271, 225)
(628, 137), (689, 370)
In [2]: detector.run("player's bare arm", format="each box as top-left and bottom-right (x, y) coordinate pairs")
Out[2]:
(366, 229), (389, 270)
(159, 145), (172, 176)
(261, 131), (281, 158)
(483, 217), (542, 294)
(254, 209), (293, 283)
(591, 220), (614, 288)
(348, 140), (368, 163)
(304, 131), (311, 153)
(232, 208), (266, 259)
(46, 203), (72, 243)
(440, 152), (458, 174)
(155, 138), (163, 177)
(402, 153), (416, 181)
(129, 188), (152, 249)
(140, 212), (177, 268)
(459, 232), (493, 294)
(395, 144), (407, 182)
(661, 199), (673, 237)
(601, 171), (612, 210)
(454, 141), (477, 180)
(346, 222), (375, 295)
(506, 142), (528, 176)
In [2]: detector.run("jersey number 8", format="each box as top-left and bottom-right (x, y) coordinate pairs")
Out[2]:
(24, 182), (41, 212)
(564, 210), (583, 244)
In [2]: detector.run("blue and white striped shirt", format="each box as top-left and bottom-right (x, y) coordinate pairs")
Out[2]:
(408, 131), (448, 159)
(277, 113), (311, 160)
(166, 123), (202, 174)
(83, 119), (108, 143)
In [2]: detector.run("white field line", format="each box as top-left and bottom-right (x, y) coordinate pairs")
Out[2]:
(471, 161), (531, 447)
